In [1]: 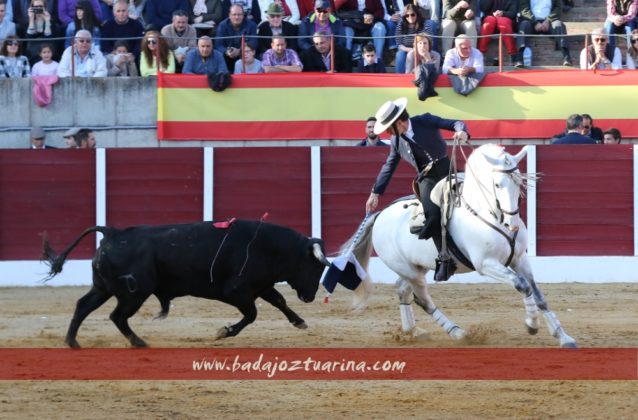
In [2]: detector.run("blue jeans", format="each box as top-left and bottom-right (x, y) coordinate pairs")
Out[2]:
(345, 22), (387, 60)
(604, 18), (637, 48)
(395, 49), (408, 73)
(385, 20), (398, 49)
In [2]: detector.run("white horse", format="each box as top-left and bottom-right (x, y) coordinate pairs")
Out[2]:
(343, 144), (577, 348)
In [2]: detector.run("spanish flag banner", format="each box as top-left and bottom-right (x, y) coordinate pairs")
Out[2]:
(157, 71), (638, 141)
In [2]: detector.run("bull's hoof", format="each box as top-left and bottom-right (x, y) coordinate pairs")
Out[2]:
(153, 311), (168, 321)
(129, 336), (148, 348)
(293, 321), (308, 330)
(214, 326), (229, 340)
(65, 338), (81, 349)
(526, 325), (539, 335)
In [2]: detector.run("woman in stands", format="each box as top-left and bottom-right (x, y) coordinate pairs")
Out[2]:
(24, 0), (55, 64)
(140, 30), (176, 76)
(405, 32), (440, 73)
(64, 1), (101, 49)
(626, 29), (638, 69)
(394, 4), (427, 74)
(0, 35), (31, 77)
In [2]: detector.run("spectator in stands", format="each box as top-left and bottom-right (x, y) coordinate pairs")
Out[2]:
(357, 116), (387, 146)
(0, 1), (17, 48)
(257, 2), (298, 56)
(14, 0), (56, 38)
(128, 0), (147, 27)
(0, 36), (31, 77)
(62, 127), (80, 147)
(258, 0), (301, 25)
(604, 0), (637, 49)
(298, 0), (346, 51)
(442, 33), (482, 74)
(441, 0), (479, 54)
(406, 32), (440, 73)
(30, 126), (56, 148)
(580, 28), (622, 70)
(140, 30), (176, 75)
(64, 1), (102, 49)
(215, 3), (258, 72)
(101, 0), (145, 59)
(145, 0), (191, 30)
(106, 40), (139, 75)
(30, 42), (59, 75)
(58, 0), (103, 26)
(335, 0), (387, 63)
(76, 128), (96, 148)
(395, 4), (432, 73)
(581, 113), (604, 142)
(301, 30), (351, 71)
(233, 42), (263, 71)
(261, 34), (302, 71)
(356, 42), (386, 72)
(161, 9), (198, 69)
(189, 0), (224, 30)
(0, 0), (11, 23)
(297, 0), (315, 20)
(478, 0), (518, 66)
(58, 29), (107, 76)
(551, 114), (597, 144)
(603, 128), (622, 144)
(98, 0), (113, 22)
(183, 35), (228, 73)
(25, 0), (56, 64)
(517, 0), (572, 67)
(626, 29), (638, 68)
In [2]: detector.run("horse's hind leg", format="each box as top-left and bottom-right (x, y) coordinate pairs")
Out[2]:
(402, 276), (465, 340)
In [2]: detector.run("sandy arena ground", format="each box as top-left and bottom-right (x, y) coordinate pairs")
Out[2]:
(0, 283), (636, 419)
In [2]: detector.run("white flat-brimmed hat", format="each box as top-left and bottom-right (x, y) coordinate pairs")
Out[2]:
(373, 97), (408, 135)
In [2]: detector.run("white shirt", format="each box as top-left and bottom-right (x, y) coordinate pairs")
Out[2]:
(57, 46), (107, 78)
(531, 0), (552, 20)
(442, 47), (484, 74)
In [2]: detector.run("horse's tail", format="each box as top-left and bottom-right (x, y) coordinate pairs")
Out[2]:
(338, 212), (380, 310)
(41, 226), (111, 281)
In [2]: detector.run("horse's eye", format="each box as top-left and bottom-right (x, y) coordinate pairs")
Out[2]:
(494, 184), (501, 189)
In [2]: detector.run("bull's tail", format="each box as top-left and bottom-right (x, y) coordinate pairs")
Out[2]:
(42, 226), (111, 281)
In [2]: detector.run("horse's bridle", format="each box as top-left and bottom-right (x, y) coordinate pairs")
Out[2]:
(491, 165), (521, 224)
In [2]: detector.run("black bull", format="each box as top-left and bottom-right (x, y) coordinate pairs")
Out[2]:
(42, 220), (331, 348)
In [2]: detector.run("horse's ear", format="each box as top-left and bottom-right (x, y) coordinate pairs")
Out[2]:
(513, 146), (529, 164)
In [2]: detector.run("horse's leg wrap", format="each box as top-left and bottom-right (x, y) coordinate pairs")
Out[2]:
(431, 306), (464, 339)
(400, 303), (416, 333)
(523, 293), (540, 333)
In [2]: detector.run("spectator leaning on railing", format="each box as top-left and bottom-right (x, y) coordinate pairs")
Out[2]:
(261, 34), (302, 72)
(57, 29), (107, 76)
(183, 35), (228, 74)
(140, 30), (176, 75)
(580, 28), (622, 70)
(626, 28), (638, 68)
(215, 3), (258, 73)
(0, 35), (31, 77)
(105, 39), (139, 75)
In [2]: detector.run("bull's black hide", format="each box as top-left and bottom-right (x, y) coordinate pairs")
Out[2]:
(42, 220), (330, 348)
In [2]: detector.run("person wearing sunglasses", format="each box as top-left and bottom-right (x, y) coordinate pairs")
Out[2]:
(0, 35), (31, 77)
(57, 29), (107, 77)
(517, 0), (572, 67)
(579, 27), (622, 70)
(625, 29), (638, 68)
(140, 30), (176, 76)
(603, 0), (638, 49)
(298, 0), (346, 50)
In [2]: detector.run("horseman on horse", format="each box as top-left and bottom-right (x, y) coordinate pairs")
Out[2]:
(365, 97), (470, 282)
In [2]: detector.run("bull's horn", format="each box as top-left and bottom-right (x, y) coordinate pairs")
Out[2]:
(312, 243), (331, 267)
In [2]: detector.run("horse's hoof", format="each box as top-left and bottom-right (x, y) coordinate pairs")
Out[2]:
(293, 321), (308, 330)
(561, 341), (578, 349)
(526, 325), (539, 335)
(449, 326), (466, 340)
(214, 326), (229, 340)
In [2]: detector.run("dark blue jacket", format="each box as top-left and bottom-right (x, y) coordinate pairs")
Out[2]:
(214, 18), (258, 53)
(372, 113), (468, 195)
(297, 13), (346, 51)
(182, 49), (229, 74)
(145, 0), (191, 30)
(551, 132), (597, 144)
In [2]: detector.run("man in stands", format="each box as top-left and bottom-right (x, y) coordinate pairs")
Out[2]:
(298, 0), (347, 51)
(30, 126), (56, 149)
(161, 9), (197, 69)
(76, 128), (96, 148)
(357, 117), (388, 146)
(215, 3), (258, 73)
(551, 114), (597, 144)
(301, 30), (352, 72)
(257, 3), (299, 56)
(261, 35), (303, 72)
(441, 0), (479, 53)
(517, 0), (573, 67)
(579, 28), (622, 70)
(57, 30), (107, 77)
(183, 35), (228, 74)
(101, 0), (144, 59)
(442, 34), (483, 76)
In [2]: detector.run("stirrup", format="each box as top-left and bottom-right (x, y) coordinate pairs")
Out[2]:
(434, 257), (456, 282)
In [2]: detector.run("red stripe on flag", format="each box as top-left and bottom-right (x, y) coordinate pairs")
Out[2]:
(157, 71), (638, 89)
(0, 348), (635, 380)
